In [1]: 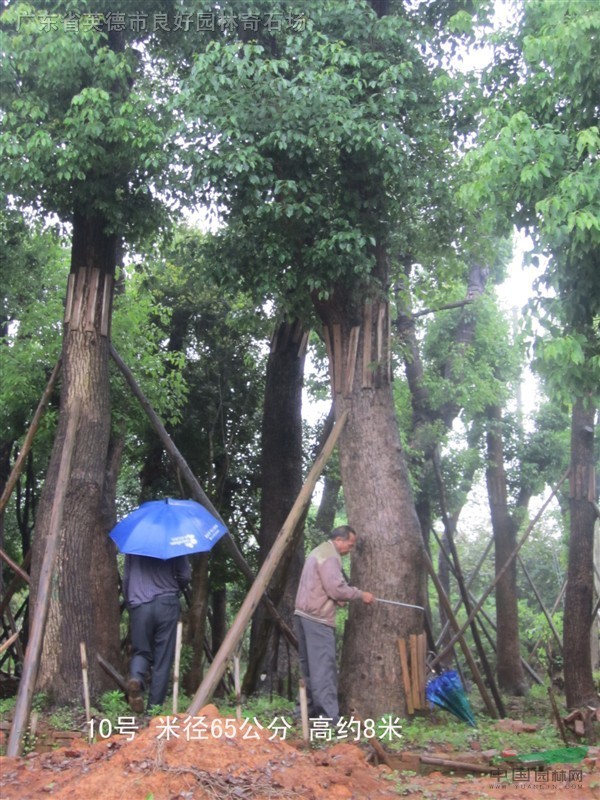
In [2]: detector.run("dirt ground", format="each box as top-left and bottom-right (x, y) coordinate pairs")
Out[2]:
(1, 704), (598, 800)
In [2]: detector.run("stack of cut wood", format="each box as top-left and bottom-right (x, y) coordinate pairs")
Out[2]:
(397, 632), (427, 714)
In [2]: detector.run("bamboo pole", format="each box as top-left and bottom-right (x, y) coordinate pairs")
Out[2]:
(172, 620), (183, 714)
(7, 399), (81, 757)
(299, 679), (310, 743)
(518, 554), (563, 654)
(0, 549), (29, 586)
(431, 469), (570, 670)
(233, 651), (242, 721)
(80, 642), (91, 725)
(110, 344), (298, 650)
(0, 629), (20, 655)
(186, 411), (348, 716)
(423, 548), (498, 718)
(432, 454), (505, 718)
(0, 359), (61, 516)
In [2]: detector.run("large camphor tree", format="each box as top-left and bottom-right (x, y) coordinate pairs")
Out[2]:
(179, 0), (483, 716)
(463, 0), (600, 707)
(0, 2), (175, 701)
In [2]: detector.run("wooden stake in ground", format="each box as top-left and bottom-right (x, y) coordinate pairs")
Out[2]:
(172, 620), (183, 715)
(299, 679), (309, 743)
(186, 411), (348, 716)
(7, 400), (81, 757)
(80, 642), (91, 726)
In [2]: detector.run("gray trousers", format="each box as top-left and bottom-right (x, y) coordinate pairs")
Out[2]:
(294, 614), (340, 723)
(129, 593), (181, 708)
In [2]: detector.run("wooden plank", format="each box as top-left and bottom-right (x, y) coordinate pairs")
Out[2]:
(64, 272), (75, 324)
(100, 273), (113, 338)
(343, 326), (360, 398)
(69, 267), (88, 331)
(186, 410), (349, 716)
(376, 302), (386, 363)
(398, 638), (414, 714)
(418, 632), (427, 708)
(332, 323), (343, 394)
(322, 326), (335, 397)
(84, 267), (101, 331)
(409, 634), (420, 709)
(362, 303), (373, 387)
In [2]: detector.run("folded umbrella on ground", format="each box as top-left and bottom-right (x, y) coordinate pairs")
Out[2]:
(426, 670), (477, 727)
(109, 497), (227, 559)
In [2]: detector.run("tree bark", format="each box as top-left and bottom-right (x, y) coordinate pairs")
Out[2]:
(314, 282), (426, 719)
(243, 320), (306, 697)
(486, 404), (528, 695)
(564, 399), (598, 708)
(29, 210), (121, 704)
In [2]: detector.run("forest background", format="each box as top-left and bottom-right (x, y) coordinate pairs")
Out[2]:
(0, 0), (598, 734)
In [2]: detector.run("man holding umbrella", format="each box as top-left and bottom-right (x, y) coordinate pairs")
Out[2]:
(110, 498), (228, 715)
(124, 553), (191, 714)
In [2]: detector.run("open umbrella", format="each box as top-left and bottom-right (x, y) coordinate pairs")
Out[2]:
(426, 670), (477, 727)
(109, 498), (227, 559)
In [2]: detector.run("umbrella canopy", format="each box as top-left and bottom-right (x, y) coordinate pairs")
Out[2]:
(109, 498), (227, 559)
(426, 670), (477, 727)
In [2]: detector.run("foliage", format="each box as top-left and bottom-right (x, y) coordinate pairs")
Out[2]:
(177, 0), (474, 320)
(0, 1), (177, 240)
(461, 0), (600, 404)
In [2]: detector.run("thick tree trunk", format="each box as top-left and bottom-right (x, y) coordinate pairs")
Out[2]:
(486, 405), (527, 695)
(242, 320), (306, 697)
(315, 286), (426, 719)
(29, 211), (121, 704)
(564, 399), (598, 708)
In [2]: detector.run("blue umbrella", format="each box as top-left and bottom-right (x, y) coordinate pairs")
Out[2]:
(109, 498), (227, 559)
(426, 670), (477, 727)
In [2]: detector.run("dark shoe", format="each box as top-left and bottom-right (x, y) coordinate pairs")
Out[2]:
(127, 678), (145, 714)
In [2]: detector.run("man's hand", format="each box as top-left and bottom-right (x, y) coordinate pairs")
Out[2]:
(361, 591), (375, 604)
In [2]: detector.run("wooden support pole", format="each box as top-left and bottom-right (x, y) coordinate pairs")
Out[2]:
(96, 653), (128, 693)
(431, 469), (570, 669)
(7, 399), (81, 757)
(110, 344), (298, 650)
(0, 359), (61, 517)
(518, 554), (563, 654)
(233, 651), (242, 721)
(299, 679), (309, 743)
(398, 638), (414, 714)
(0, 629), (20, 655)
(186, 411), (348, 716)
(0, 549), (29, 586)
(432, 453), (505, 718)
(423, 548), (498, 719)
(80, 642), (91, 725)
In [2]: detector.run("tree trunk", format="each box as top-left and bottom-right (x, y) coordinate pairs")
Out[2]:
(242, 320), (306, 696)
(564, 399), (598, 708)
(29, 210), (121, 704)
(183, 553), (210, 695)
(315, 284), (426, 719)
(486, 404), (527, 695)
(315, 472), (341, 535)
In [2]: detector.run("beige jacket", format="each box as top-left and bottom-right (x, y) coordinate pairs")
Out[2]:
(294, 540), (362, 627)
